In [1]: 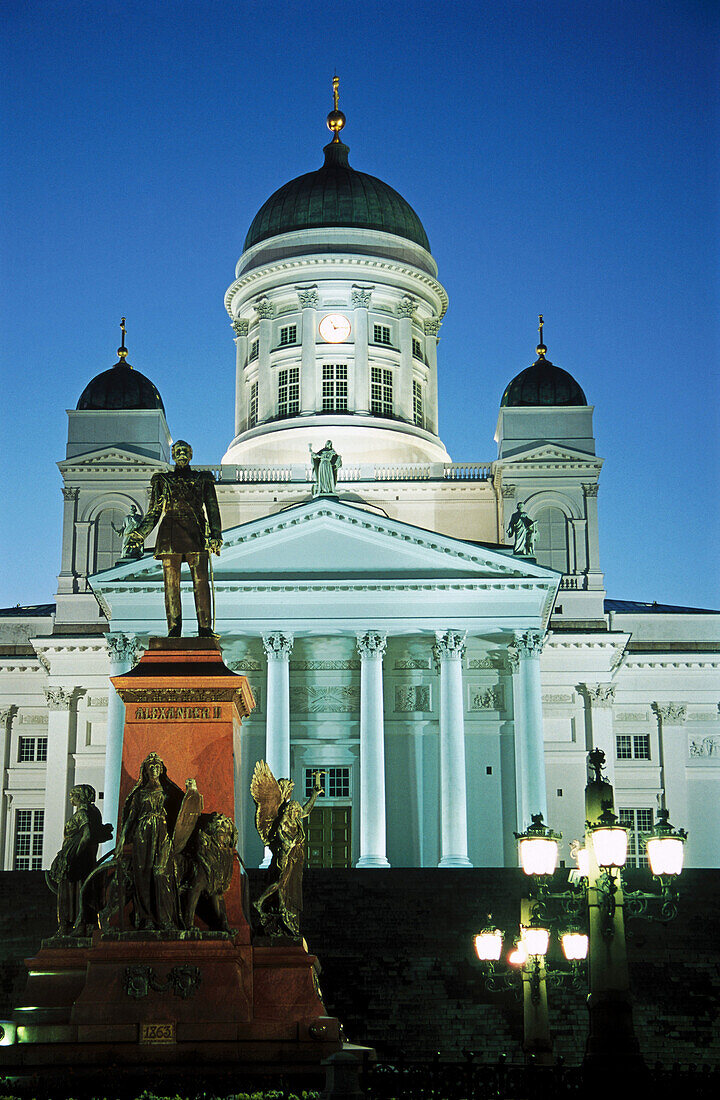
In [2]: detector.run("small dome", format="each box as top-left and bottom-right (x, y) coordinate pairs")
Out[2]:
(244, 140), (430, 253)
(77, 359), (165, 412)
(501, 354), (587, 408)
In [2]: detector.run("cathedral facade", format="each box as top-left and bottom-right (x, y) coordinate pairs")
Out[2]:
(2, 104), (718, 875)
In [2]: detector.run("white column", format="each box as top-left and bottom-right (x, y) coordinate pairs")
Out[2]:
(584, 684), (617, 790)
(397, 296), (415, 422)
(298, 287), (319, 415)
(434, 630), (472, 867)
(583, 483), (604, 588)
(513, 631), (548, 827)
(42, 687), (75, 865)
(75, 520), (92, 589)
(423, 318), (441, 435)
(507, 643), (525, 832)
(351, 286), (372, 415)
(262, 632), (294, 867)
(58, 486), (78, 593)
(356, 631), (390, 868)
(103, 633), (141, 848)
(232, 318), (249, 436)
(256, 297), (274, 423)
(653, 703), (689, 829)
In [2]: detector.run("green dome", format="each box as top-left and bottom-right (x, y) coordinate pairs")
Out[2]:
(244, 141), (430, 252)
(77, 359), (165, 412)
(501, 350), (587, 408)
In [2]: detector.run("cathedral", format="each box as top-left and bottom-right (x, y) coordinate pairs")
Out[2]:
(2, 93), (718, 877)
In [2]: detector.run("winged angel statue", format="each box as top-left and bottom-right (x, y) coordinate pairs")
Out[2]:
(250, 761), (324, 937)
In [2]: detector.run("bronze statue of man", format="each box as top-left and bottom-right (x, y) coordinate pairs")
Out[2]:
(128, 440), (223, 637)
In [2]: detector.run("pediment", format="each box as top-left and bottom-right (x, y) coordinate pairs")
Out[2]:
(59, 446), (170, 471)
(97, 498), (559, 587)
(498, 443), (603, 469)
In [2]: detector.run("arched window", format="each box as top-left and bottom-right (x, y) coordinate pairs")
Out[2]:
(534, 507), (568, 573)
(93, 507), (125, 573)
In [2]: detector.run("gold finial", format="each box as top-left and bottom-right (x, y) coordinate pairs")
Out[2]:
(326, 74), (346, 142)
(117, 317), (132, 367)
(536, 313), (547, 359)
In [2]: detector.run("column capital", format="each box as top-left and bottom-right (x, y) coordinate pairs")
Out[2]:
(106, 633), (142, 665)
(652, 702), (687, 723)
(397, 295), (416, 319)
(434, 630), (466, 660)
(583, 682), (616, 708)
(296, 286), (319, 309)
(44, 687), (74, 710)
(255, 296), (274, 320)
(424, 317), (442, 337)
(232, 317), (249, 337)
(514, 630), (545, 658)
(506, 644), (520, 673)
(356, 631), (387, 658)
(263, 632), (294, 659)
(0, 705), (17, 726)
(501, 482), (517, 499)
(351, 285), (373, 309)
(61, 485), (79, 502)
(582, 482), (600, 497)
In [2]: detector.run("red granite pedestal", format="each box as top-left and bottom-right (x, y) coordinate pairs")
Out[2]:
(3, 639), (348, 1073)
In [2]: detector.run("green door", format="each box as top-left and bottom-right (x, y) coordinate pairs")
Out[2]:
(307, 806), (352, 868)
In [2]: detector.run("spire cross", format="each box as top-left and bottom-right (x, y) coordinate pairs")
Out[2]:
(333, 74), (339, 111)
(536, 313), (547, 359)
(118, 317), (128, 360)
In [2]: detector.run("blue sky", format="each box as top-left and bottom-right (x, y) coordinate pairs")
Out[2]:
(2, 0), (718, 609)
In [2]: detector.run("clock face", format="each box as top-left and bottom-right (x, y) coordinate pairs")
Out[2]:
(319, 313), (351, 343)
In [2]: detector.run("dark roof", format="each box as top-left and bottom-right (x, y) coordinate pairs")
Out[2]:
(501, 355), (587, 408)
(605, 599), (720, 615)
(0, 603), (55, 617)
(77, 360), (165, 412)
(244, 140), (430, 252)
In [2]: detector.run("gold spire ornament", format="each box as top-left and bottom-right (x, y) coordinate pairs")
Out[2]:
(326, 74), (346, 142)
(117, 317), (133, 369)
(536, 314), (547, 359)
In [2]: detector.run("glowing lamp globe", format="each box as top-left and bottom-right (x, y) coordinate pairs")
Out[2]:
(561, 931), (589, 962)
(646, 809), (687, 877)
(521, 925), (549, 958)
(575, 846), (590, 878)
(474, 928), (503, 962)
(591, 807), (628, 868)
(508, 941), (528, 967)
(515, 814), (562, 877)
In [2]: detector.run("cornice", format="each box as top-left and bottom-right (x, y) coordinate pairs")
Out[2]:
(225, 256), (449, 322)
(105, 579), (556, 597)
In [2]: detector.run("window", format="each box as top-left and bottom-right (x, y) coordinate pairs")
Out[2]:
(18, 735), (48, 763)
(248, 380), (258, 428)
(279, 324), (297, 347)
(278, 366), (300, 417)
(412, 337), (424, 361)
(413, 379), (424, 427)
(371, 367), (393, 417)
(616, 734), (651, 760)
(619, 807), (653, 868)
(14, 809), (44, 870)
(248, 339), (259, 362)
(322, 364), (348, 412)
(534, 507), (568, 573)
(373, 324), (392, 346)
(305, 767), (350, 800)
(93, 508), (125, 573)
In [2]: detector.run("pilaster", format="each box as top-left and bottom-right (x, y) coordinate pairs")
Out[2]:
(652, 702), (689, 833)
(582, 684), (617, 790)
(42, 687), (75, 865)
(351, 286), (372, 415)
(0, 707), (16, 870)
(103, 633), (142, 846)
(423, 317), (441, 435)
(297, 287), (319, 415)
(256, 297), (274, 423)
(232, 318), (249, 436)
(512, 631), (548, 828)
(58, 486), (78, 592)
(397, 296), (415, 422)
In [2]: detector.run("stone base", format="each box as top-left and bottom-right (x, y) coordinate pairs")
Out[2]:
(3, 932), (343, 1070)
